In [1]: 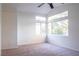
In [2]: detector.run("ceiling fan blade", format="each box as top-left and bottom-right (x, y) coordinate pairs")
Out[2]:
(38, 3), (45, 7)
(48, 3), (54, 9)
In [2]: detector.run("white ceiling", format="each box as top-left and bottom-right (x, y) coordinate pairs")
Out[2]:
(14, 3), (64, 15)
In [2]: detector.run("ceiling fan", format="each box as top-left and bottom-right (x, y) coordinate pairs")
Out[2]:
(38, 3), (64, 9)
(38, 3), (54, 9)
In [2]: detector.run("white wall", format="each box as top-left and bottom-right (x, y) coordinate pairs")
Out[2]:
(2, 4), (17, 49)
(47, 4), (79, 51)
(0, 4), (1, 55)
(17, 12), (45, 45)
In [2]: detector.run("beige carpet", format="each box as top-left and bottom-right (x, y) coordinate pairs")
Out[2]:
(2, 43), (79, 56)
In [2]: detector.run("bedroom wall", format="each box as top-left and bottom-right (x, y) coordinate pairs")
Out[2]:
(17, 11), (45, 45)
(2, 4), (17, 49)
(47, 4), (79, 51)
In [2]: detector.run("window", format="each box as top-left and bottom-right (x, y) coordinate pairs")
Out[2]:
(36, 16), (46, 22)
(52, 19), (68, 36)
(48, 11), (68, 21)
(48, 11), (68, 36)
(35, 16), (46, 35)
(36, 23), (41, 35)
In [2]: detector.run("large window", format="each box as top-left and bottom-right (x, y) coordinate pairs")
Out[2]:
(35, 16), (46, 35)
(48, 11), (68, 36)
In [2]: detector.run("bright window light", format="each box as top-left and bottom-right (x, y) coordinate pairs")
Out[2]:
(48, 11), (68, 21)
(48, 11), (68, 36)
(36, 16), (46, 21)
(48, 23), (51, 34)
(36, 23), (41, 35)
(52, 19), (68, 36)
(35, 16), (46, 35)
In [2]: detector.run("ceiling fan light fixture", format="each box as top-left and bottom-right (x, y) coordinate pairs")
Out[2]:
(48, 3), (54, 9)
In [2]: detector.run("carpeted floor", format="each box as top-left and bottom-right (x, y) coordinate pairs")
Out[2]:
(2, 43), (79, 56)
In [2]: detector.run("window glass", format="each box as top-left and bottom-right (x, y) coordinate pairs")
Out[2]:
(51, 19), (68, 36)
(48, 11), (68, 36)
(35, 16), (46, 35)
(48, 11), (68, 21)
(36, 16), (46, 22)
